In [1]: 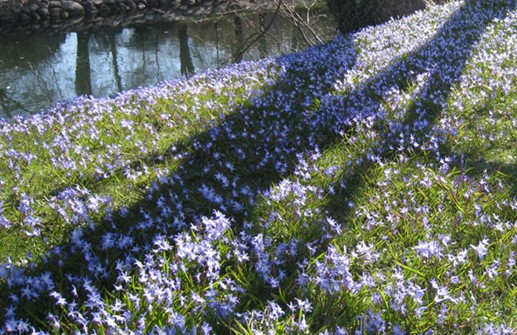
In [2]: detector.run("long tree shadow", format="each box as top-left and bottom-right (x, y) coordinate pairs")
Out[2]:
(1, 0), (515, 332)
(0, 28), (358, 331)
(322, 0), (516, 228)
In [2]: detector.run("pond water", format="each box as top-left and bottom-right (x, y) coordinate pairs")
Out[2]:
(0, 11), (336, 118)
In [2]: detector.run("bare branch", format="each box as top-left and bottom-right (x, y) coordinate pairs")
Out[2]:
(229, 0), (283, 63)
(280, 0), (324, 46)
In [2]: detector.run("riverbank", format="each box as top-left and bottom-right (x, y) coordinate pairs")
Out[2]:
(0, 0), (286, 33)
(1, 0), (516, 333)
(0, 7), (335, 118)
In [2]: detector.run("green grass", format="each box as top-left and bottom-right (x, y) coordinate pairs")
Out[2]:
(0, 1), (516, 333)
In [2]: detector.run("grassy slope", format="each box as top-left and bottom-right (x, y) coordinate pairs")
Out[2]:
(0, 0), (516, 334)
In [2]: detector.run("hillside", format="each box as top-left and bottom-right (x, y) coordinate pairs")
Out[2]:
(1, 0), (516, 333)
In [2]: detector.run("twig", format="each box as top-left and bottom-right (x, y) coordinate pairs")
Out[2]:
(230, 0), (283, 63)
(280, 1), (324, 46)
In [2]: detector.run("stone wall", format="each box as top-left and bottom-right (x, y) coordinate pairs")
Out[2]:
(0, 0), (279, 30)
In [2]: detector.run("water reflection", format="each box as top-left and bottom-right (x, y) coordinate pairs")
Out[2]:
(76, 32), (92, 95)
(0, 12), (335, 118)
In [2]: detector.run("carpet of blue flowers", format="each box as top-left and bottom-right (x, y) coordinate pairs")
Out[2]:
(1, 0), (517, 333)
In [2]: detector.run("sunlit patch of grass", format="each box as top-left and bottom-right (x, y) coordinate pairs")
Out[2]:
(0, 65), (277, 265)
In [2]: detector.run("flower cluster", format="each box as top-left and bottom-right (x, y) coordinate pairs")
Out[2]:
(1, 1), (516, 334)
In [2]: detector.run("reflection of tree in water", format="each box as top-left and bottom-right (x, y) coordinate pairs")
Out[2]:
(0, 33), (67, 117)
(0, 33), (65, 68)
(88, 29), (124, 92)
(186, 5), (334, 69)
(0, 6), (334, 117)
(232, 16), (244, 63)
(178, 23), (195, 76)
(124, 25), (170, 85)
(75, 32), (92, 96)
(257, 14), (268, 59)
(0, 87), (30, 118)
(108, 32), (123, 92)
